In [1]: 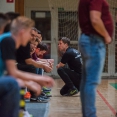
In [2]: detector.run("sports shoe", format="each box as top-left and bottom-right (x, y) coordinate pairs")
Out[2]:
(41, 91), (52, 97)
(63, 87), (78, 96)
(30, 94), (50, 103)
(19, 110), (33, 117)
(30, 95), (37, 101)
(36, 96), (50, 103)
(24, 92), (31, 102)
(42, 87), (51, 92)
(23, 110), (33, 117)
(39, 95), (50, 101)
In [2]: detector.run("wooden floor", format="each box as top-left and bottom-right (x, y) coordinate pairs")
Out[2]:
(48, 79), (117, 117)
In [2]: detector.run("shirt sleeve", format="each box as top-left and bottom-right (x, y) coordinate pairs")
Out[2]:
(89, 0), (103, 12)
(1, 37), (16, 61)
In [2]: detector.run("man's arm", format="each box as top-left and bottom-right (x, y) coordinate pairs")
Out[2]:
(56, 62), (65, 69)
(5, 59), (54, 87)
(90, 11), (111, 44)
(25, 58), (52, 72)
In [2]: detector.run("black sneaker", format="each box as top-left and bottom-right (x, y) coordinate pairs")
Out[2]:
(30, 95), (37, 101)
(63, 87), (78, 96)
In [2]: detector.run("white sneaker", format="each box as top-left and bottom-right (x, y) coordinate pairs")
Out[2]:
(23, 111), (33, 117)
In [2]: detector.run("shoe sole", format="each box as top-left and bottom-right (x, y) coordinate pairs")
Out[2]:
(63, 91), (78, 96)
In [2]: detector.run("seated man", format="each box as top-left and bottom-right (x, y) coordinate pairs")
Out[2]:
(16, 27), (52, 74)
(16, 28), (53, 101)
(31, 42), (53, 100)
(56, 37), (82, 96)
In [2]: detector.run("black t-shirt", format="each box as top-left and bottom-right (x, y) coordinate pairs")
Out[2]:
(61, 47), (82, 74)
(1, 37), (16, 61)
(16, 42), (30, 64)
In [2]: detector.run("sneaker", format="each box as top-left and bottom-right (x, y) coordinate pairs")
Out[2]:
(24, 92), (31, 102)
(19, 110), (33, 117)
(30, 95), (37, 101)
(23, 111), (33, 117)
(41, 91), (52, 97)
(63, 87), (78, 96)
(30, 95), (50, 103)
(42, 87), (51, 92)
(39, 95), (50, 101)
(36, 96), (50, 103)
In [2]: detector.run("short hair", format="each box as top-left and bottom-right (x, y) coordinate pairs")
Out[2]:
(0, 13), (9, 30)
(32, 27), (37, 32)
(37, 30), (41, 34)
(4, 12), (20, 32)
(59, 37), (70, 46)
(37, 42), (48, 51)
(10, 16), (35, 35)
(5, 12), (20, 21)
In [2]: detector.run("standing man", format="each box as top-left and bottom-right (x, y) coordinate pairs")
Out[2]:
(78, 0), (113, 117)
(56, 37), (82, 96)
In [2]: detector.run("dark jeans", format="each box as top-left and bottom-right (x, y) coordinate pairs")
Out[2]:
(0, 77), (20, 117)
(57, 67), (81, 95)
(17, 64), (36, 96)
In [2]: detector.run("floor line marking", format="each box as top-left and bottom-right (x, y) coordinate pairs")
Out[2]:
(97, 90), (116, 116)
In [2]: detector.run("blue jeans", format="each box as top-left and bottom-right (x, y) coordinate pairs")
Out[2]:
(78, 34), (106, 117)
(36, 68), (44, 75)
(0, 76), (20, 117)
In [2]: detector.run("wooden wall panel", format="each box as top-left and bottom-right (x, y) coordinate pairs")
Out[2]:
(15, 0), (24, 16)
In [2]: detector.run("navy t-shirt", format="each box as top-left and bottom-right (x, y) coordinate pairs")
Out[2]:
(1, 37), (16, 61)
(61, 47), (82, 74)
(16, 43), (30, 64)
(0, 37), (16, 76)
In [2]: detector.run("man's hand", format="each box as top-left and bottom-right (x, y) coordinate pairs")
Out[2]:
(36, 75), (55, 88)
(56, 64), (60, 69)
(43, 64), (52, 72)
(104, 35), (112, 44)
(56, 62), (65, 69)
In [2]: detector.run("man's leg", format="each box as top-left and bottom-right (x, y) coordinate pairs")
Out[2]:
(79, 34), (106, 117)
(57, 67), (75, 89)
(62, 68), (81, 91)
(57, 67), (79, 95)
(0, 77), (20, 117)
(17, 64), (37, 98)
(60, 84), (69, 95)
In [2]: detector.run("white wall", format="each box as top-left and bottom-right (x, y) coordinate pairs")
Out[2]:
(0, 0), (15, 13)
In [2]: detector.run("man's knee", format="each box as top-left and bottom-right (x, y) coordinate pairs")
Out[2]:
(57, 67), (64, 74)
(8, 78), (19, 91)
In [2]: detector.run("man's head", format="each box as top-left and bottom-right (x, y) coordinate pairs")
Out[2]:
(30, 27), (38, 43)
(35, 42), (48, 56)
(4, 12), (20, 32)
(0, 13), (9, 34)
(30, 38), (39, 54)
(10, 16), (34, 46)
(37, 30), (42, 43)
(58, 37), (70, 52)
(5, 12), (20, 21)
